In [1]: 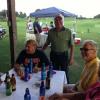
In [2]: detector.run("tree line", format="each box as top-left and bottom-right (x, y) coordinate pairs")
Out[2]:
(0, 9), (100, 19)
(0, 10), (27, 20)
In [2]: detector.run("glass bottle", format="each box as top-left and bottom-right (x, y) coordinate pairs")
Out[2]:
(10, 74), (16, 91)
(24, 66), (30, 81)
(41, 63), (46, 80)
(6, 76), (12, 96)
(46, 71), (50, 89)
(24, 88), (31, 100)
(49, 62), (53, 77)
(29, 58), (33, 73)
(4, 72), (10, 83)
(40, 81), (45, 100)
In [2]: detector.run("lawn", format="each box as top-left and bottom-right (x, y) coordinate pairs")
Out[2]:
(0, 18), (100, 83)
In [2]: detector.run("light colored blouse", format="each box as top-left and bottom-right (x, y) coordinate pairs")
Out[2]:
(77, 57), (100, 92)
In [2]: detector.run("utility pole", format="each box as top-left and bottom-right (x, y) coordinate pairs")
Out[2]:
(7, 0), (17, 68)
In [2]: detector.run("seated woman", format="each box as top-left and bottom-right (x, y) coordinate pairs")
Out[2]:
(48, 40), (100, 100)
(14, 39), (50, 76)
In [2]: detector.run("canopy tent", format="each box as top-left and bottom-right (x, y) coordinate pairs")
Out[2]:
(30, 7), (78, 47)
(30, 7), (77, 17)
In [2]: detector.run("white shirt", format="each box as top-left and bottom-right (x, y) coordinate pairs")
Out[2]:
(27, 21), (33, 30)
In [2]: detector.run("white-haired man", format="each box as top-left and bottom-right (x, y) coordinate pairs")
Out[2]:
(43, 15), (74, 83)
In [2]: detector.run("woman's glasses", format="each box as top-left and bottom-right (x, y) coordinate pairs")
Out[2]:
(80, 48), (94, 52)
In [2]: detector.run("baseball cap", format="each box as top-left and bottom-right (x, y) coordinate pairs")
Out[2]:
(54, 15), (62, 20)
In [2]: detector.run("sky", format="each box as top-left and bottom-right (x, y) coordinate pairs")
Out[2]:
(0, 0), (100, 18)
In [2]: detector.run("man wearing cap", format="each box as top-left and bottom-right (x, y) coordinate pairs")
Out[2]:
(42, 15), (74, 83)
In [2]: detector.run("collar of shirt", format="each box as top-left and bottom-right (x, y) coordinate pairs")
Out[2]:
(54, 26), (65, 32)
(85, 57), (99, 68)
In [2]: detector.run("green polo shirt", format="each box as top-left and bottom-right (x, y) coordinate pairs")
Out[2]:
(46, 27), (74, 52)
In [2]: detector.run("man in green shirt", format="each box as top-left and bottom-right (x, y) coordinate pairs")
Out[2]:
(43, 15), (74, 83)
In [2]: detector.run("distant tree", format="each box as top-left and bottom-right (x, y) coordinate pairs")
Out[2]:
(23, 13), (27, 17)
(18, 11), (26, 18)
(0, 10), (27, 19)
(77, 15), (86, 19)
(16, 11), (19, 17)
(94, 14), (100, 18)
(19, 12), (23, 17)
(0, 10), (7, 18)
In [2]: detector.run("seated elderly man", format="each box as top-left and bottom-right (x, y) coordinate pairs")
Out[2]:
(48, 40), (100, 100)
(14, 39), (50, 76)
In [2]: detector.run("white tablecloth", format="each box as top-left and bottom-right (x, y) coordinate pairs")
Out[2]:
(0, 69), (67, 100)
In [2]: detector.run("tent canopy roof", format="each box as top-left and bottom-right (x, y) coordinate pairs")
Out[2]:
(30, 7), (77, 17)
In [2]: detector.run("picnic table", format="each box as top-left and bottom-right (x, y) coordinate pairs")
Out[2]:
(0, 69), (67, 100)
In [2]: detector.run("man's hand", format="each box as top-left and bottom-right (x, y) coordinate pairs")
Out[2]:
(33, 67), (39, 73)
(14, 64), (24, 76)
(16, 68), (24, 77)
(69, 57), (74, 65)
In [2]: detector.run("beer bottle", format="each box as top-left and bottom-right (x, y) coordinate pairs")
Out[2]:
(24, 88), (31, 100)
(24, 66), (30, 81)
(10, 74), (16, 91)
(40, 81), (45, 100)
(6, 76), (12, 96)
(46, 71), (50, 89)
(49, 62), (53, 77)
(29, 58), (33, 73)
(4, 72), (10, 83)
(41, 63), (46, 80)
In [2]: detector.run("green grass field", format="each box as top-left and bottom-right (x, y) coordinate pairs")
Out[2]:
(0, 18), (100, 83)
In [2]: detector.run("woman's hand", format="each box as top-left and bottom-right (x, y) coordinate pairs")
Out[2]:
(48, 93), (63, 100)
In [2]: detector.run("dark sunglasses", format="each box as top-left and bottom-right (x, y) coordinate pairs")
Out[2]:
(80, 48), (94, 52)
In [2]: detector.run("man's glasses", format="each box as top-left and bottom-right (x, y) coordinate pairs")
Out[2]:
(80, 48), (94, 52)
